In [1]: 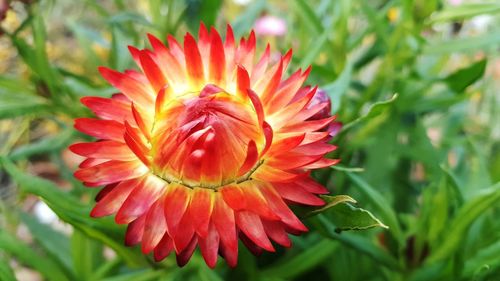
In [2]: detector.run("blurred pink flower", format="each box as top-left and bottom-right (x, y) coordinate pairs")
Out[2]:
(0, 0), (9, 21)
(448, 0), (462, 6)
(254, 15), (287, 36)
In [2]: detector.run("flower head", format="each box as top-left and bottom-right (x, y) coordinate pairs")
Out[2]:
(71, 23), (339, 268)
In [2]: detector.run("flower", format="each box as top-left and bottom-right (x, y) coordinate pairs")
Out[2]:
(306, 88), (342, 138)
(70, 23), (339, 268)
(254, 15), (287, 37)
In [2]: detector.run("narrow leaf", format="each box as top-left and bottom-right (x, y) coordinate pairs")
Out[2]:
(443, 59), (486, 93)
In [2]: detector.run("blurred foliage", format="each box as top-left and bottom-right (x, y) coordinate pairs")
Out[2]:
(0, 0), (499, 280)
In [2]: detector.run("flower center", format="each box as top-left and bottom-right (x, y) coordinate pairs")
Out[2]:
(149, 89), (263, 189)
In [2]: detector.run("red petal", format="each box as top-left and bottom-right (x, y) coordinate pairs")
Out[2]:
(95, 183), (116, 202)
(164, 184), (190, 237)
(184, 33), (204, 87)
(221, 185), (247, 211)
(272, 182), (325, 206)
(139, 50), (167, 92)
(266, 134), (305, 157)
(247, 89), (264, 126)
(131, 104), (151, 140)
(153, 234), (174, 262)
(198, 223), (220, 268)
(260, 121), (273, 156)
(80, 96), (133, 123)
(252, 165), (300, 183)
(176, 236), (198, 267)
(74, 160), (147, 186)
(295, 176), (329, 194)
(301, 158), (340, 169)
(142, 194), (168, 254)
(79, 158), (106, 169)
(74, 118), (124, 142)
(219, 238), (238, 267)
(115, 175), (165, 224)
(266, 154), (323, 170)
(125, 214), (146, 246)
(90, 178), (140, 217)
(172, 213), (195, 254)
(258, 183), (308, 232)
(123, 121), (150, 166)
(259, 58), (283, 104)
(167, 35), (185, 66)
(188, 188), (214, 237)
(293, 142), (337, 155)
(236, 65), (250, 100)
(267, 67), (311, 114)
(224, 24), (235, 71)
(199, 84), (224, 97)
(241, 183), (280, 220)
(282, 116), (336, 133)
(127, 45), (142, 69)
(98, 67), (154, 108)
(263, 220), (291, 247)
(237, 141), (258, 177)
(69, 141), (135, 161)
(251, 44), (270, 82)
(212, 195), (237, 259)
(236, 211), (274, 252)
(209, 27), (225, 84)
(147, 33), (186, 86)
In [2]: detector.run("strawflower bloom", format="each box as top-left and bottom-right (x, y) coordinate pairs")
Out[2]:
(70, 23), (339, 268)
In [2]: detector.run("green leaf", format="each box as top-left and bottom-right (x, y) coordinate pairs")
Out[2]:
(302, 195), (357, 217)
(346, 173), (403, 240)
(341, 94), (398, 133)
(0, 157), (146, 267)
(107, 12), (154, 27)
(443, 59), (486, 93)
(464, 240), (500, 278)
(260, 239), (338, 279)
(328, 203), (389, 231)
(290, 0), (324, 34)
(299, 28), (331, 69)
(31, 9), (62, 100)
(71, 230), (104, 281)
(20, 212), (74, 277)
(0, 76), (50, 119)
(428, 3), (500, 23)
(316, 215), (402, 271)
(231, 0), (266, 37)
(330, 165), (364, 173)
(0, 230), (70, 281)
(427, 182), (500, 262)
(423, 31), (500, 54)
(323, 62), (353, 114)
(185, 0), (222, 34)
(9, 128), (75, 160)
(100, 269), (167, 281)
(0, 255), (16, 281)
